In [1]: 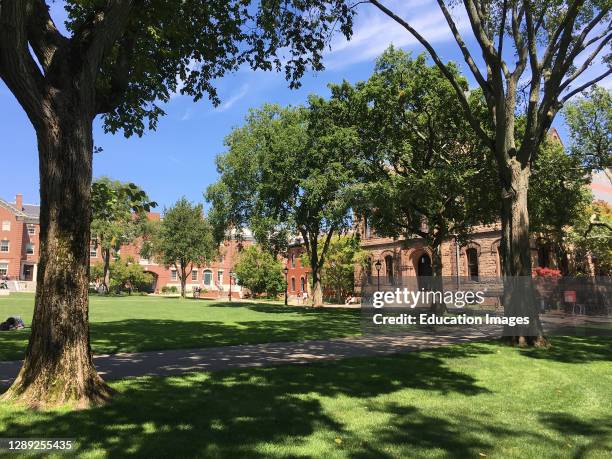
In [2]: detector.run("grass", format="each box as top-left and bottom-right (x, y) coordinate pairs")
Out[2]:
(0, 336), (610, 458)
(0, 294), (361, 361)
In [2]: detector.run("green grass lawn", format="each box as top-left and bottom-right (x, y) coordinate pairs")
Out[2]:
(0, 336), (610, 458)
(0, 294), (361, 361)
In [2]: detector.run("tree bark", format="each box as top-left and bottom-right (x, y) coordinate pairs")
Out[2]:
(500, 159), (547, 346)
(429, 243), (446, 316)
(102, 247), (111, 293)
(1, 97), (113, 408)
(311, 267), (324, 307)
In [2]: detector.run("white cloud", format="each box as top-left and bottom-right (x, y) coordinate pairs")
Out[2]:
(217, 84), (250, 112)
(325, 1), (470, 69)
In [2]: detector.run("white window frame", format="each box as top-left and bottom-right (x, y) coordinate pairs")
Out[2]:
(217, 270), (223, 283)
(170, 269), (178, 281)
(0, 262), (8, 276)
(26, 243), (34, 255)
(191, 269), (198, 281)
(27, 224), (36, 235)
(0, 240), (9, 253)
(1, 221), (10, 231)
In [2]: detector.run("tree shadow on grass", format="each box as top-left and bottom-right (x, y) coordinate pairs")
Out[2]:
(0, 349), (491, 458)
(538, 412), (612, 459)
(516, 336), (612, 364)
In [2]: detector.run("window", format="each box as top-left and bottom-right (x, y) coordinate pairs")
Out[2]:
(2, 221), (10, 231)
(0, 263), (7, 276)
(90, 244), (97, 258)
(26, 243), (34, 255)
(291, 277), (296, 292)
(27, 225), (36, 235)
(217, 270), (223, 283)
(291, 253), (296, 268)
(0, 240), (8, 253)
(203, 270), (213, 286)
(466, 248), (479, 280)
(191, 269), (198, 281)
(300, 277), (306, 292)
(538, 246), (550, 268)
(171, 270), (177, 281)
(385, 255), (394, 281)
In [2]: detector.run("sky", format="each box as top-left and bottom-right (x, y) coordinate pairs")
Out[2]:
(1, 0), (610, 210)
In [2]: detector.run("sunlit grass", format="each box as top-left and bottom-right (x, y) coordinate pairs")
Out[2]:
(0, 294), (361, 361)
(0, 337), (610, 458)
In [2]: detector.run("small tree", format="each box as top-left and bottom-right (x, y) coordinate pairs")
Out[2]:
(155, 198), (216, 298)
(91, 177), (156, 293)
(311, 236), (367, 303)
(234, 246), (285, 297)
(570, 201), (612, 276)
(109, 257), (154, 295)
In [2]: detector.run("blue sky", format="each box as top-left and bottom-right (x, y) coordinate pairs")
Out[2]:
(1, 1), (609, 210)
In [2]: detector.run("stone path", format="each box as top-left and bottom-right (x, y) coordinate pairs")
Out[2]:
(0, 326), (501, 387)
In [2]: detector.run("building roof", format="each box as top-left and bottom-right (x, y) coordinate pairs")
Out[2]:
(0, 197), (40, 223)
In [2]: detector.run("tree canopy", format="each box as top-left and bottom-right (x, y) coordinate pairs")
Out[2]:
(234, 245), (285, 296)
(154, 198), (216, 298)
(206, 101), (361, 305)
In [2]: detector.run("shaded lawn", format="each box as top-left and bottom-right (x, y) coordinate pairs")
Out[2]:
(0, 294), (360, 361)
(1, 337), (610, 458)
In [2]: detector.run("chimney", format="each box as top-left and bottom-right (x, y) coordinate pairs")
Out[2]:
(15, 193), (23, 211)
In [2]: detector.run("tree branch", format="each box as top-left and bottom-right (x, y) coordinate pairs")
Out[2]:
(559, 31), (612, 93)
(73, 0), (135, 81)
(0, 0), (45, 129)
(436, 0), (491, 94)
(561, 68), (612, 103)
(26, 0), (68, 72)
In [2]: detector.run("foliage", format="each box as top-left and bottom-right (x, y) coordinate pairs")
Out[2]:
(154, 198), (216, 297)
(91, 177), (157, 291)
(161, 286), (179, 294)
(568, 201), (612, 276)
(563, 86), (612, 174)
(330, 48), (497, 275)
(234, 246), (285, 296)
(108, 257), (154, 294)
(206, 102), (362, 305)
(302, 236), (367, 302)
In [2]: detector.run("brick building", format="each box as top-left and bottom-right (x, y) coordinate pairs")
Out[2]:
(1, 194), (253, 296)
(0, 194), (39, 288)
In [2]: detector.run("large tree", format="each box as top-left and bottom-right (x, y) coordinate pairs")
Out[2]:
(206, 102), (361, 306)
(0, 0), (355, 406)
(368, 0), (611, 345)
(337, 48), (497, 314)
(154, 198), (216, 298)
(91, 177), (156, 293)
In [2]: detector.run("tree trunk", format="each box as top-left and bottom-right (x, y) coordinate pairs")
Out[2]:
(1, 101), (112, 408)
(311, 266), (324, 307)
(500, 160), (547, 346)
(429, 243), (446, 316)
(102, 247), (111, 293)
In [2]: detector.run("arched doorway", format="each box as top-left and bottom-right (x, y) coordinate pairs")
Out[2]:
(384, 254), (394, 282)
(143, 271), (158, 293)
(417, 253), (432, 276)
(416, 253), (432, 291)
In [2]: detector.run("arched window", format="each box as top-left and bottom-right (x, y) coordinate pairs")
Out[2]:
(466, 248), (479, 280)
(291, 253), (296, 268)
(300, 277), (306, 292)
(291, 277), (296, 292)
(385, 254), (394, 281)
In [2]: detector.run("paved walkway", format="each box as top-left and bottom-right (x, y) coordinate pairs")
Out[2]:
(0, 327), (501, 387)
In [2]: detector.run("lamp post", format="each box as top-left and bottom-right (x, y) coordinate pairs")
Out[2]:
(283, 266), (289, 306)
(374, 259), (382, 291)
(228, 271), (235, 302)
